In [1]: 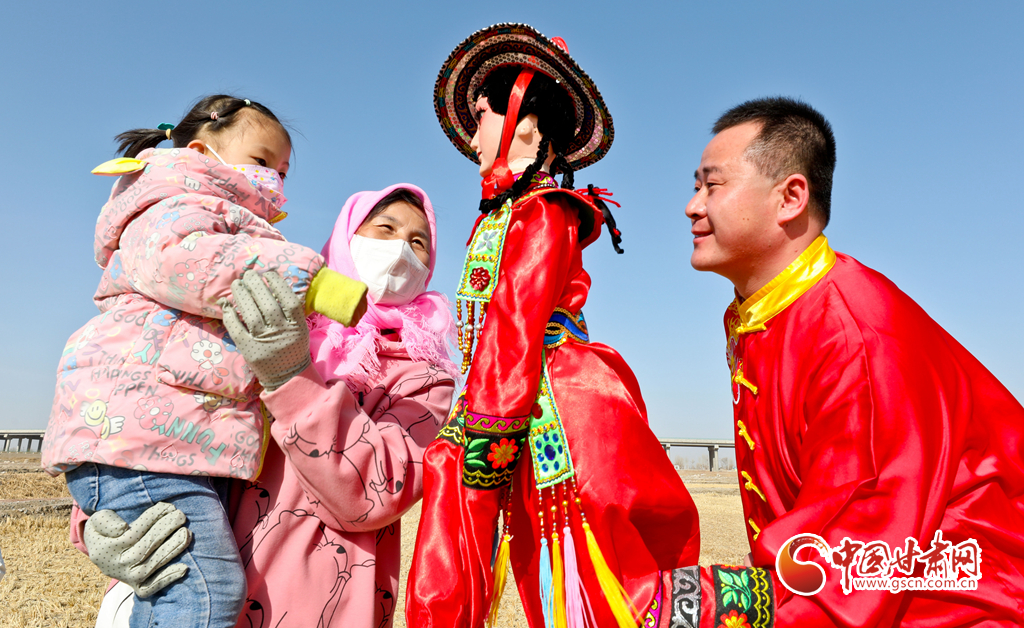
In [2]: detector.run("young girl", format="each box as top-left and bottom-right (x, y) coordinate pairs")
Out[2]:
(41, 94), (366, 628)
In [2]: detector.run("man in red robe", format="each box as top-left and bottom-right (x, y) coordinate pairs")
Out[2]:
(659, 97), (1024, 627)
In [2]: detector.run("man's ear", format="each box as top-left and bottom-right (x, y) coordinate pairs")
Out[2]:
(777, 173), (810, 226)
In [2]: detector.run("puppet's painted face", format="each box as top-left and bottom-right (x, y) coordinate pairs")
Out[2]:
(470, 96), (504, 178)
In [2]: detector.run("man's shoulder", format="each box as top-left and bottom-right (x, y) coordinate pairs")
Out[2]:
(803, 250), (942, 343)
(822, 252), (919, 314)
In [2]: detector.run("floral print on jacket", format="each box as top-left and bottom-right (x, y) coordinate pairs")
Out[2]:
(43, 147), (324, 480)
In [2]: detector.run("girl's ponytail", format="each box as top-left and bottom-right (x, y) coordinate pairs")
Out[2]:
(114, 127), (170, 158)
(111, 95), (289, 159)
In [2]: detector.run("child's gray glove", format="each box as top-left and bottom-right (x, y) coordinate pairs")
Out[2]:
(222, 270), (311, 391)
(82, 502), (192, 598)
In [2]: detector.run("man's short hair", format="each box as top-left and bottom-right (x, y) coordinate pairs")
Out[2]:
(713, 97), (836, 226)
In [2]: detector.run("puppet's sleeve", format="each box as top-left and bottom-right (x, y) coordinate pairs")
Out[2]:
(458, 194), (575, 488)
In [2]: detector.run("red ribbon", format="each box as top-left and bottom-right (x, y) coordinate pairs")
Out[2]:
(481, 67), (536, 200)
(586, 186), (621, 208)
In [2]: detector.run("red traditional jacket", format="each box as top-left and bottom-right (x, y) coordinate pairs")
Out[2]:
(657, 236), (1024, 627)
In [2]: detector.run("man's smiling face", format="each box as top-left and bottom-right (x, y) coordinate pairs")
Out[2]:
(685, 121), (781, 285)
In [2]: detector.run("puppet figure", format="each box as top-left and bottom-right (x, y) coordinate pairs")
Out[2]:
(407, 23), (701, 628)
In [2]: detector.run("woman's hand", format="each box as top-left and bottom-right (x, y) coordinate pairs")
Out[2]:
(82, 502), (192, 598)
(222, 270), (311, 391)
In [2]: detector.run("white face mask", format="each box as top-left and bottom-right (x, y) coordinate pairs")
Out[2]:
(349, 234), (430, 306)
(206, 145), (287, 209)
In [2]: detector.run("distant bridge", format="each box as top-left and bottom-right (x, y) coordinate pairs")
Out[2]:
(659, 438), (735, 472)
(0, 429), (45, 453)
(0, 430), (734, 471)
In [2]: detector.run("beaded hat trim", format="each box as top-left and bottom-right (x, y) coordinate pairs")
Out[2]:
(434, 23), (614, 171)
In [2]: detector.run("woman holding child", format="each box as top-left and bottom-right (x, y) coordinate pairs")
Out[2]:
(71, 97), (456, 628)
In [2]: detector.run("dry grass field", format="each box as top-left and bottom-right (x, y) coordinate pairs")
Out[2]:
(0, 455), (748, 628)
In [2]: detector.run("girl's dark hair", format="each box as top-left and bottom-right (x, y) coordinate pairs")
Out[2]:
(364, 188), (425, 223)
(114, 95), (290, 158)
(475, 66), (577, 213)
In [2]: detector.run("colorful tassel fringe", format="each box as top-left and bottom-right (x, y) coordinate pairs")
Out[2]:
(582, 521), (639, 628)
(539, 538), (555, 628)
(562, 525), (591, 628)
(552, 532), (567, 628)
(487, 533), (512, 628)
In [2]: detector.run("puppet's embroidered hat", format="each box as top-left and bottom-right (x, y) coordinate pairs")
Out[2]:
(433, 23), (614, 171)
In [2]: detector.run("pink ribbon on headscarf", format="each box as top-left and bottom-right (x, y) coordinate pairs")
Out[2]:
(308, 183), (459, 389)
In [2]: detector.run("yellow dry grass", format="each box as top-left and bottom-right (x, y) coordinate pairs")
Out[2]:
(0, 472), (70, 501)
(0, 458), (748, 628)
(0, 515), (109, 628)
(691, 490), (750, 567)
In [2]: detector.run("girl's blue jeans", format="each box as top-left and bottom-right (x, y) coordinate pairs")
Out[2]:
(65, 463), (246, 628)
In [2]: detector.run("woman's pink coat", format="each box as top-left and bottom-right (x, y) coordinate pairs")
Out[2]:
(43, 147), (325, 480)
(229, 342), (454, 628)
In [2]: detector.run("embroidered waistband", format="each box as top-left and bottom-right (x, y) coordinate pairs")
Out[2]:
(544, 308), (589, 349)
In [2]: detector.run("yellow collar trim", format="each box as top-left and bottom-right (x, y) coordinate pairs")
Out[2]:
(734, 235), (835, 334)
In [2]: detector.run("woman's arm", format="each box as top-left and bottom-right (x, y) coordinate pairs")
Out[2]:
(261, 362), (455, 532)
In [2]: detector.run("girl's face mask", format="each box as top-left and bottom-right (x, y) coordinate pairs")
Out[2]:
(349, 234), (430, 306)
(206, 145), (288, 209)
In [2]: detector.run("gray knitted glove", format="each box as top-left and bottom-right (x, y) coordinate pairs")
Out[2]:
(83, 502), (192, 598)
(222, 270), (311, 391)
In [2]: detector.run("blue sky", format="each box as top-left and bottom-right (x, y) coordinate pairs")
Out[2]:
(2, 1), (1021, 440)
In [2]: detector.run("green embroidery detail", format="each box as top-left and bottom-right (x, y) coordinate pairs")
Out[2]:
(456, 178), (557, 305)
(457, 199), (513, 302)
(462, 432), (524, 489)
(712, 565), (775, 628)
(452, 391), (527, 490)
(529, 353), (575, 489)
(718, 569), (752, 609)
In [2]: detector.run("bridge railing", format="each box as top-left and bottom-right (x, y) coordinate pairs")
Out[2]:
(0, 430), (733, 471)
(658, 438), (735, 472)
(0, 430), (46, 453)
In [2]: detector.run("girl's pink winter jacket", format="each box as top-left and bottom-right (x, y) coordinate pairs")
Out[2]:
(43, 147), (324, 480)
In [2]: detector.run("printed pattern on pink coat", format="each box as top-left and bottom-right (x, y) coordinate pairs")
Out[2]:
(43, 147), (325, 480)
(231, 341), (454, 628)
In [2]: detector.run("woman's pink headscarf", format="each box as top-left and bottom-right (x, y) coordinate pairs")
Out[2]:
(308, 183), (458, 389)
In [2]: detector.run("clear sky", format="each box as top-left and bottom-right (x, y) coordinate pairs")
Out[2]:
(2, 1), (1021, 440)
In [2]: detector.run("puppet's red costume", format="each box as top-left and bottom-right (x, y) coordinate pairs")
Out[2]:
(408, 181), (699, 628)
(408, 23), (700, 628)
(655, 235), (1024, 627)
